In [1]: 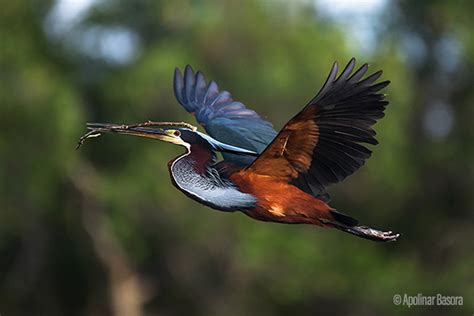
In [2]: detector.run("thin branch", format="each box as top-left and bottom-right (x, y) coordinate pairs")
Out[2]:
(76, 120), (198, 149)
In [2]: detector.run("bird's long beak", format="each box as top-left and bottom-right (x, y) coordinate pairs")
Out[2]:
(77, 123), (173, 149)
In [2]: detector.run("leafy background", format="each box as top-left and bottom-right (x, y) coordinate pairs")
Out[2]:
(1, 0), (473, 315)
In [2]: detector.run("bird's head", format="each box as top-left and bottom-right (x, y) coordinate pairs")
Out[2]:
(78, 122), (258, 156)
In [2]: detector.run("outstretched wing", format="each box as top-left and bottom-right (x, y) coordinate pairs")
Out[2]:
(247, 58), (390, 199)
(174, 65), (277, 165)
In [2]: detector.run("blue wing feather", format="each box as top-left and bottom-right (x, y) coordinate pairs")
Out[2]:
(174, 65), (277, 165)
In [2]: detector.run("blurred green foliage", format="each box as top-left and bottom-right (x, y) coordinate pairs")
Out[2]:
(1, 0), (473, 315)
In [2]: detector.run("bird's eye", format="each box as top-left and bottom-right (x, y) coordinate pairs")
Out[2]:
(173, 130), (181, 137)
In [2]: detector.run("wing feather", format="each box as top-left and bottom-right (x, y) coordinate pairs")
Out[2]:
(174, 65), (277, 165)
(247, 58), (390, 198)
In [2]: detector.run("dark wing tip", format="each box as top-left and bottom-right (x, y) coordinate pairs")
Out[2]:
(173, 67), (184, 105)
(370, 80), (391, 92)
(195, 70), (205, 78)
(337, 58), (356, 81)
(332, 60), (339, 73)
(310, 61), (339, 104)
(184, 64), (194, 73)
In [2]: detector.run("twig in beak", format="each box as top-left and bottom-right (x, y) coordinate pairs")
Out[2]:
(76, 130), (102, 150)
(128, 121), (197, 131)
(76, 120), (198, 149)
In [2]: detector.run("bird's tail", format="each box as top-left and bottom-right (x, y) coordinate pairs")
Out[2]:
(325, 210), (400, 242)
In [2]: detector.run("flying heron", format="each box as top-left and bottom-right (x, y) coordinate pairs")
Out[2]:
(78, 58), (400, 242)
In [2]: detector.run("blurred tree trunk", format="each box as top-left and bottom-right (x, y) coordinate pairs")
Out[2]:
(71, 162), (154, 316)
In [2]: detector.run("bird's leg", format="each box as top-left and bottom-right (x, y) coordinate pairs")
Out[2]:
(319, 217), (400, 242)
(344, 226), (400, 242)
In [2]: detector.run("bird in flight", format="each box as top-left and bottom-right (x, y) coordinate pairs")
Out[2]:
(78, 58), (399, 242)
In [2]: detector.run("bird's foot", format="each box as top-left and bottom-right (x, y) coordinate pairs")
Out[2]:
(348, 226), (400, 242)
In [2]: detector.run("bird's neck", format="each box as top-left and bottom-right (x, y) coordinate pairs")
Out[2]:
(167, 143), (214, 173)
(168, 143), (256, 211)
(187, 143), (216, 173)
